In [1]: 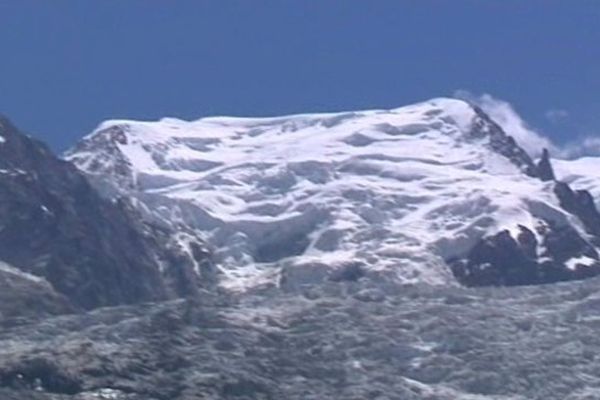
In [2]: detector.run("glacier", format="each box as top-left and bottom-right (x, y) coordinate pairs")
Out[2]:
(65, 98), (600, 290)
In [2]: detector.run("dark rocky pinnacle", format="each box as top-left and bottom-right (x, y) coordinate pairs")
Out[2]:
(536, 148), (556, 182)
(554, 181), (600, 237)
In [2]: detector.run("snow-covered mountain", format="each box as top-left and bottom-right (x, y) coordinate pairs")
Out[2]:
(65, 98), (600, 290)
(0, 116), (215, 312)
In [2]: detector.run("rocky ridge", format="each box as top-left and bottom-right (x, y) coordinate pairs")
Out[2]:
(0, 116), (214, 312)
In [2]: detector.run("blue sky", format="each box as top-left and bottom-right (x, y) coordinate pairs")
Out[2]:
(0, 1), (599, 153)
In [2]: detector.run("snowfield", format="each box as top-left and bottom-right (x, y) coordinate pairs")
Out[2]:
(554, 157), (600, 200)
(65, 98), (599, 290)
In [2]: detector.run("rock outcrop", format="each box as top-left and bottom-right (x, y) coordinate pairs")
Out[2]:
(554, 181), (600, 238)
(450, 223), (600, 287)
(536, 148), (556, 181)
(0, 116), (214, 312)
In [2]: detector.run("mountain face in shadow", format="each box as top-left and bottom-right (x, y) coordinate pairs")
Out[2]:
(0, 116), (214, 313)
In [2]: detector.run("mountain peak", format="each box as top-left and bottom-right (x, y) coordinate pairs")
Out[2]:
(65, 98), (600, 290)
(0, 118), (215, 310)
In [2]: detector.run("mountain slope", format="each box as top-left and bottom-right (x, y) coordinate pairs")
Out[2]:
(66, 98), (600, 290)
(3, 277), (600, 400)
(0, 116), (214, 311)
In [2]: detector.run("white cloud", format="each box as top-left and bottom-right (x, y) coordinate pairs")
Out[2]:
(545, 109), (569, 124)
(451, 90), (600, 160)
(561, 137), (600, 159)
(454, 90), (556, 158)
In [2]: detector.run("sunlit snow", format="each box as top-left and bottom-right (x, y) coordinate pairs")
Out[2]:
(66, 98), (594, 290)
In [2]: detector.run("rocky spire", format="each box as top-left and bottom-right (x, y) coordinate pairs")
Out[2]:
(536, 148), (555, 181)
(467, 105), (539, 178)
(554, 181), (600, 237)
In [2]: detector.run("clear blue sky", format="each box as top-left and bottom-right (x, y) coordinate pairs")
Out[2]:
(1, 1), (599, 151)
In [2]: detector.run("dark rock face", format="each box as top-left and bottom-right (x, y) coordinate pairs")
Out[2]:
(468, 105), (557, 183)
(0, 265), (73, 320)
(0, 116), (214, 311)
(536, 148), (555, 181)
(450, 222), (600, 287)
(554, 181), (600, 238)
(468, 105), (539, 177)
(451, 228), (538, 287)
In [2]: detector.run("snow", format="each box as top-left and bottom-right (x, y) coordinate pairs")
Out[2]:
(554, 157), (600, 203)
(565, 255), (597, 271)
(0, 261), (45, 284)
(78, 388), (125, 399)
(0, 168), (27, 176)
(66, 97), (589, 290)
